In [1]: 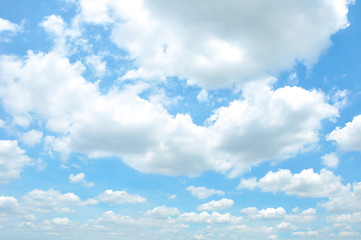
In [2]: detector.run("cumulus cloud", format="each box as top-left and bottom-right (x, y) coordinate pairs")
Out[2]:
(240, 207), (286, 220)
(276, 222), (297, 231)
(85, 54), (107, 77)
(52, 217), (70, 225)
(0, 196), (19, 214)
(321, 182), (361, 212)
(0, 140), (32, 183)
(22, 189), (97, 212)
(186, 186), (224, 199)
(95, 211), (135, 225)
(20, 129), (43, 146)
(197, 198), (234, 211)
(97, 190), (146, 204)
(74, 0), (352, 88)
(69, 173), (94, 187)
(145, 206), (180, 218)
(0, 50), (338, 177)
(178, 211), (242, 224)
(238, 168), (347, 198)
(0, 18), (22, 33)
(327, 115), (361, 151)
(321, 153), (339, 169)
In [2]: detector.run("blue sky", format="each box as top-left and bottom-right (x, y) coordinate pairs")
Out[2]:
(0, 0), (361, 239)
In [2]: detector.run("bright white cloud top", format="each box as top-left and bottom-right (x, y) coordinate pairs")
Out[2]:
(0, 0), (360, 239)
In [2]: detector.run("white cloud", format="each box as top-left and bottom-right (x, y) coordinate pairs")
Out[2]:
(0, 18), (22, 33)
(95, 211), (135, 225)
(321, 153), (339, 169)
(240, 207), (286, 220)
(197, 89), (208, 102)
(238, 168), (347, 198)
(52, 217), (70, 225)
(0, 196), (18, 214)
(20, 129), (43, 146)
(97, 190), (146, 204)
(145, 206), (180, 218)
(327, 115), (361, 151)
(178, 211), (242, 224)
(0, 140), (32, 183)
(292, 230), (319, 237)
(69, 173), (94, 187)
(327, 212), (361, 223)
(74, 0), (352, 89)
(22, 189), (97, 213)
(197, 198), (234, 211)
(321, 182), (361, 212)
(276, 222), (297, 231)
(186, 186), (224, 199)
(0, 51), (338, 177)
(85, 54), (107, 77)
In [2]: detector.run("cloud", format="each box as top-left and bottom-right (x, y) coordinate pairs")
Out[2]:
(321, 153), (339, 169)
(292, 230), (319, 237)
(0, 140), (32, 183)
(20, 129), (43, 146)
(327, 114), (361, 151)
(197, 198), (234, 211)
(0, 18), (21, 33)
(0, 196), (18, 214)
(85, 54), (107, 77)
(52, 217), (70, 225)
(276, 222), (297, 231)
(178, 211), (242, 224)
(186, 186), (224, 199)
(197, 89), (208, 102)
(97, 190), (147, 204)
(75, 0), (351, 88)
(321, 182), (361, 212)
(95, 211), (135, 225)
(238, 168), (348, 198)
(0, 51), (338, 177)
(145, 206), (180, 218)
(240, 207), (286, 220)
(327, 212), (361, 223)
(22, 189), (97, 212)
(69, 173), (94, 187)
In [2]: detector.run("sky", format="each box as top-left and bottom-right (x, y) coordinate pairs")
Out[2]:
(0, 0), (361, 239)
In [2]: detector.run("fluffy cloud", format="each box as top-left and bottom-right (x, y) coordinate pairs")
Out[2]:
(321, 153), (339, 169)
(178, 211), (242, 224)
(276, 222), (297, 231)
(0, 196), (18, 214)
(0, 18), (21, 33)
(0, 140), (32, 183)
(20, 129), (43, 146)
(241, 207), (286, 220)
(186, 186), (224, 199)
(97, 190), (146, 204)
(321, 182), (361, 212)
(327, 115), (361, 151)
(75, 0), (351, 88)
(145, 206), (180, 218)
(52, 217), (70, 225)
(95, 211), (135, 225)
(238, 168), (347, 198)
(69, 173), (94, 187)
(22, 189), (97, 212)
(197, 198), (234, 211)
(0, 50), (338, 177)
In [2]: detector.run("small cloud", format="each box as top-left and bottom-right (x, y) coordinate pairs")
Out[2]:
(197, 89), (208, 102)
(186, 186), (224, 199)
(321, 153), (339, 169)
(69, 173), (94, 187)
(21, 129), (43, 146)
